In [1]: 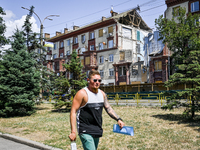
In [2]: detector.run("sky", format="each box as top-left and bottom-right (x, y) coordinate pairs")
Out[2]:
(0, 0), (166, 49)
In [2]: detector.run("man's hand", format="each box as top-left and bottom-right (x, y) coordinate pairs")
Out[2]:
(69, 132), (76, 141)
(118, 120), (125, 129)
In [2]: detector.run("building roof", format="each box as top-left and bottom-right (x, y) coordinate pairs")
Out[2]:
(48, 7), (152, 42)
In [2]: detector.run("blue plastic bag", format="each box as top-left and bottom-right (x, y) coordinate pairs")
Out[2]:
(113, 124), (134, 136)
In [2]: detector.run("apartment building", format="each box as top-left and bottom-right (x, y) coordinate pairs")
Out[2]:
(46, 7), (152, 86)
(144, 31), (170, 83)
(165, 0), (200, 20)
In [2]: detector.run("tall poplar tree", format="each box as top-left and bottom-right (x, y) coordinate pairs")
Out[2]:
(0, 29), (40, 117)
(155, 8), (200, 119)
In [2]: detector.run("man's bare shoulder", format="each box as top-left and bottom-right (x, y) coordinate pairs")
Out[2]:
(75, 88), (87, 97)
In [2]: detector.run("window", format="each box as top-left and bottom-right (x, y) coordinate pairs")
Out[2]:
(47, 47), (52, 52)
(67, 39), (70, 46)
(120, 51), (125, 61)
(99, 56), (104, 64)
(90, 32), (94, 40)
(100, 70), (104, 77)
(54, 43), (57, 50)
(60, 53), (63, 58)
(108, 40), (114, 48)
(82, 35), (86, 43)
(122, 27), (132, 39)
(109, 68), (114, 76)
(155, 61), (162, 71)
(99, 42), (104, 50)
(191, 1), (199, 12)
(81, 59), (84, 65)
(60, 41), (64, 48)
(55, 62), (59, 70)
(66, 51), (70, 55)
(109, 54), (113, 62)
(85, 56), (90, 65)
(99, 29), (103, 37)
(119, 66), (126, 76)
(86, 70), (90, 77)
(136, 44), (140, 54)
(173, 6), (180, 16)
(137, 31), (140, 41)
(74, 37), (78, 44)
(108, 26), (113, 33)
(90, 45), (95, 51)
(53, 54), (57, 59)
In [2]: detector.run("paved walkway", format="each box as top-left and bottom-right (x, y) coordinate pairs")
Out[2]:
(0, 137), (39, 150)
(0, 133), (62, 150)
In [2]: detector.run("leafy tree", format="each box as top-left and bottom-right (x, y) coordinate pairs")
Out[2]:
(53, 50), (87, 110)
(0, 29), (40, 117)
(155, 8), (200, 119)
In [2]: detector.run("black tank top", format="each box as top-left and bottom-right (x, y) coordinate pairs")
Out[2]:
(77, 87), (104, 137)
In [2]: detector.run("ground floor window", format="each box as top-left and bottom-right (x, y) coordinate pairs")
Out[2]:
(109, 68), (114, 76)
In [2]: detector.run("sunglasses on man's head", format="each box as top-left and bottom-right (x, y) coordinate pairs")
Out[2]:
(92, 79), (102, 83)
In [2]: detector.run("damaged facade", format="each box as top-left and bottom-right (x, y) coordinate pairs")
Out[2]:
(46, 7), (152, 85)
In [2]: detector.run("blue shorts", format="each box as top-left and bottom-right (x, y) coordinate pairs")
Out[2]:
(79, 134), (100, 150)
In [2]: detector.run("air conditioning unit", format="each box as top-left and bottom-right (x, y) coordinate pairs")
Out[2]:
(103, 29), (107, 34)
(108, 33), (113, 37)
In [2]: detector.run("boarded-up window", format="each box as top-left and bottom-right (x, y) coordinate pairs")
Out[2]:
(85, 57), (90, 65)
(81, 59), (84, 66)
(155, 61), (162, 71)
(120, 51), (125, 60)
(108, 26), (113, 33)
(99, 29), (103, 37)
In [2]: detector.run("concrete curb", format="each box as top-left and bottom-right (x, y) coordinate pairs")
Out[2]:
(0, 132), (62, 150)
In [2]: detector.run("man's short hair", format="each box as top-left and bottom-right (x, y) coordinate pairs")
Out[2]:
(88, 70), (100, 79)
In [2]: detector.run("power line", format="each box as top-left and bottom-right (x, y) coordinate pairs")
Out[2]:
(140, 4), (166, 13)
(45, 0), (163, 29)
(46, 0), (166, 35)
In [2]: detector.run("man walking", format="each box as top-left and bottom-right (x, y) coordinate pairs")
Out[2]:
(69, 70), (125, 150)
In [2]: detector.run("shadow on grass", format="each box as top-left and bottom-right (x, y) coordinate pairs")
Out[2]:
(51, 108), (71, 113)
(152, 113), (200, 132)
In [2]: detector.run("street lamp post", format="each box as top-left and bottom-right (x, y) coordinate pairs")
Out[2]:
(21, 7), (59, 46)
(22, 7), (59, 98)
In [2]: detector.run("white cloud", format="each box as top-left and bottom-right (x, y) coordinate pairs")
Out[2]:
(1, 10), (40, 50)
(4, 11), (40, 38)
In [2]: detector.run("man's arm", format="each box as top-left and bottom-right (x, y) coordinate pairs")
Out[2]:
(69, 89), (85, 141)
(103, 92), (125, 128)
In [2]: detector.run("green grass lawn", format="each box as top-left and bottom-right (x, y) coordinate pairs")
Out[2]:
(0, 103), (200, 150)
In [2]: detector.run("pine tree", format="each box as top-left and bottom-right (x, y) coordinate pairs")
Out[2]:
(52, 50), (87, 110)
(63, 50), (87, 97)
(22, 6), (53, 96)
(155, 8), (200, 119)
(0, 6), (9, 56)
(0, 29), (40, 117)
